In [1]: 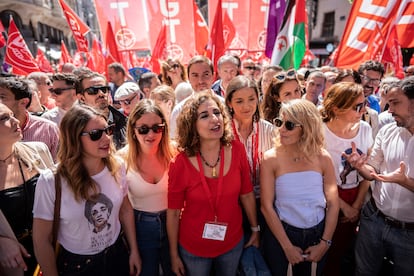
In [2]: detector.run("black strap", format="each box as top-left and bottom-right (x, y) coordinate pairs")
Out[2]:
(52, 174), (61, 250)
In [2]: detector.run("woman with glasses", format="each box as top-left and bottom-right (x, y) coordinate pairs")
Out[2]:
(260, 99), (339, 276)
(320, 82), (373, 276)
(261, 70), (302, 123)
(0, 103), (54, 276)
(161, 59), (187, 90)
(118, 99), (175, 276)
(33, 104), (141, 276)
(167, 92), (259, 276)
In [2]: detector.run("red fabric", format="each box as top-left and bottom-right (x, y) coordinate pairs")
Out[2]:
(5, 17), (40, 75)
(35, 49), (54, 73)
(337, 186), (359, 206)
(58, 0), (89, 52)
(0, 20), (6, 48)
(222, 10), (235, 49)
(193, 0), (209, 55)
(206, 0), (225, 71)
(150, 24), (167, 74)
(168, 141), (253, 257)
(105, 21), (121, 63)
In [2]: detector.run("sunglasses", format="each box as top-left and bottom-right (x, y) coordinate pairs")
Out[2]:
(83, 86), (110, 95)
(273, 118), (301, 131)
(244, 66), (256, 71)
(135, 124), (165, 135)
(353, 101), (367, 113)
(49, 87), (74, 95)
(80, 124), (115, 141)
(119, 93), (137, 105)
(274, 70), (296, 81)
(169, 64), (180, 70)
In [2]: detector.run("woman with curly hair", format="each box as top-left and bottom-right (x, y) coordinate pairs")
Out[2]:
(167, 92), (259, 276)
(33, 104), (141, 276)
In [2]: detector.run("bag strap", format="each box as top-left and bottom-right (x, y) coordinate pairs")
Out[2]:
(52, 173), (61, 249)
(287, 262), (317, 276)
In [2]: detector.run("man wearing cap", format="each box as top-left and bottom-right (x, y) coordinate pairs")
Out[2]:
(114, 82), (142, 116)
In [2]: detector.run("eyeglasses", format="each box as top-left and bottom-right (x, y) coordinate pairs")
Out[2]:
(406, 71), (414, 76)
(49, 87), (74, 95)
(244, 66), (256, 71)
(169, 64), (180, 71)
(83, 86), (110, 95)
(360, 75), (381, 86)
(135, 124), (165, 135)
(119, 93), (137, 105)
(274, 70), (296, 81)
(80, 124), (115, 141)
(273, 118), (301, 131)
(353, 101), (367, 113)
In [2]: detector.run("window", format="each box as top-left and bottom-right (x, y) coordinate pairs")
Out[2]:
(322, 11), (335, 38)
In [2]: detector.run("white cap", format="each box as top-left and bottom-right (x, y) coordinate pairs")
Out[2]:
(114, 82), (140, 101)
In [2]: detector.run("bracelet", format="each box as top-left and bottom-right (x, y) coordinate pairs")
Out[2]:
(320, 237), (332, 247)
(250, 225), (261, 232)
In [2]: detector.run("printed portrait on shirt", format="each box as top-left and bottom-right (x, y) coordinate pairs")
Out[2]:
(84, 193), (113, 234)
(340, 147), (363, 185)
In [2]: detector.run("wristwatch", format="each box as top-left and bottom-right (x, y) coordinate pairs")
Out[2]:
(251, 225), (261, 232)
(320, 237), (332, 247)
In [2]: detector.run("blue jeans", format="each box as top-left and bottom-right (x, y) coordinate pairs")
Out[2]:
(134, 210), (173, 276)
(263, 220), (326, 276)
(355, 200), (414, 276)
(179, 238), (244, 276)
(239, 245), (272, 276)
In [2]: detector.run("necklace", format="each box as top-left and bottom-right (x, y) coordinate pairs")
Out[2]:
(0, 151), (14, 164)
(199, 146), (221, 177)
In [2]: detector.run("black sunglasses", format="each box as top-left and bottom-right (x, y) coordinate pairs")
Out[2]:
(80, 124), (115, 141)
(274, 70), (296, 81)
(49, 87), (74, 95)
(273, 118), (301, 131)
(83, 86), (110, 95)
(135, 124), (165, 135)
(353, 101), (367, 113)
(244, 66), (256, 71)
(169, 64), (180, 70)
(119, 93), (137, 105)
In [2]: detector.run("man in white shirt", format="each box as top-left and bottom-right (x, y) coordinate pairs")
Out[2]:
(42, 73), (78, 125)
(345, 77), (414, 276)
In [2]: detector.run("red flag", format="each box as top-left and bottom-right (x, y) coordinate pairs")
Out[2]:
(396, 0), (414, 48)
(87, 37), (105, 74)
(0, 20), (6, 48)
(58, 0), (90, 52)
(105, 21), (121, 64)
(222, 10), (235, 49)
(73, 51), (85, 67)
(5, 17), (40, 75)
(383, 25), (404, 78)
(206, 0), (225, 70)
(60, 40), (73, 63)
(364, 23), (385, 61)
(150, 24), (167, 74)
(193, 1), (209, 55)
(36, 49), (54, 73)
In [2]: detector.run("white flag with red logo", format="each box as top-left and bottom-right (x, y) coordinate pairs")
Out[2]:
(58, 0), (90, 52)
(5, 17), (40, 75)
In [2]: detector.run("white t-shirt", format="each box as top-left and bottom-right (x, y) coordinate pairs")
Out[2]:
(324, 121), (373, 189)
(33, 166), (127, 255)
(127, 169), (168, 212)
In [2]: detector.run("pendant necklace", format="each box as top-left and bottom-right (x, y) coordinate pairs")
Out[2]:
(200, 146), (221, 177)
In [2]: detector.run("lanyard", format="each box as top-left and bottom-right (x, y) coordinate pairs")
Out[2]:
(196, 146), (225, 220)
(231, 120), (260, 183)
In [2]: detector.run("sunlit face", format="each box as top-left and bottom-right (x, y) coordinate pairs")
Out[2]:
(277, 113), (302, 146)
(50, 80), (77, 111)
(218, 61), (238, 86)
(228, 87), (258, 121)
(188, 62), (214, 92)
(134, 112), (164, 151)
(0, 87), (20, 116)
(196, 99), (224, 141)
(278, 80), (302, 103)
(0, 104), (22, 144)
(305, 76), (325, 102)
(167, 61), (183, 79)
(80, 116), (111, 161)
(337, 94), (366, 124)
(107, 68), (123, 84)
(79, 76), (108, 111)
(119, 93), (139, 116)
(361, 70), (382, 97)
(387, 87), (414, 129)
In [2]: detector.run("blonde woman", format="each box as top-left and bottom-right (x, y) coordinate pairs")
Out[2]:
(150, 85), (176, 121)
(260, 99), (339, 276)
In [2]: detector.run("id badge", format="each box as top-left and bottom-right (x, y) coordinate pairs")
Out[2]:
(202, 221), (228, 241)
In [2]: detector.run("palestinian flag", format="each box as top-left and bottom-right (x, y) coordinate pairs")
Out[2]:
(270, 0), (306, 70)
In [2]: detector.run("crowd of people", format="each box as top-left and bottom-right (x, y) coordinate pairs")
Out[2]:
(0, 55), (413, 276)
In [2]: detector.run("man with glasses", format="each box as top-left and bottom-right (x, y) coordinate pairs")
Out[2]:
(27, 71), (55, 110)
(41, 73), (78, 125)
(405, 65), (414, 77)
(241, 57), (256, 81)
(0, 76), (59, 160)
(76, 71), (127, 149)
(347, 76), (414, 276)
(114, 82), (142, 116)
